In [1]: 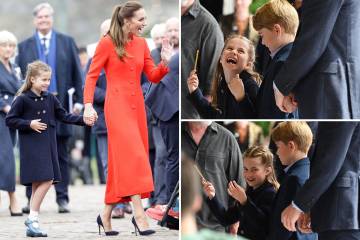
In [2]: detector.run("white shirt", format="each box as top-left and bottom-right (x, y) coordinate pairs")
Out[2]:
(37, 30), (52, 52)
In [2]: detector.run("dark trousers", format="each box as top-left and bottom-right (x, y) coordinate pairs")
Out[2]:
(159, 112), (179, 202)
(319, 230), (360, 240)
(26, 136), (70, 204)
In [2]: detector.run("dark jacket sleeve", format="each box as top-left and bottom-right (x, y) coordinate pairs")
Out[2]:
(53, 95), (85, 125)
(235, 73), (258, 118)
(274, 0), (343, 95)
(206, 195), (241, 226)
(188, 88), (222, 118)
(294, 122), (357, 212)
(5, 96), (32, 130)
(69, 37), (84, 103)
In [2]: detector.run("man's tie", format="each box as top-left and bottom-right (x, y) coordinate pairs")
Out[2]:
(41, 37), (48, 60)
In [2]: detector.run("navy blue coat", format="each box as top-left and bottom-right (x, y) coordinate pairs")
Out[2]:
(0, 62), (21, 192)
(6, 90), (84, 186)
(145, 52), (179, 122)
(188, 70), (258, 119)
(207, 182), (276, 240)
(256, 43), (293, 119)
(294, 122), (360, 233)
(16, 31), (83, 136)
(268, 158), (317, 240)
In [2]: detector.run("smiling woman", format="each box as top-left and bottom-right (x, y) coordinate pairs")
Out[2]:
(82, 0), (174, 236)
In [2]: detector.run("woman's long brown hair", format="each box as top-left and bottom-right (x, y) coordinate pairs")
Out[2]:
(109, 1), (143, 60)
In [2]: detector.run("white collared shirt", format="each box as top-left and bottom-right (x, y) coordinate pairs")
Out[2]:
(37, 30), (52, 50)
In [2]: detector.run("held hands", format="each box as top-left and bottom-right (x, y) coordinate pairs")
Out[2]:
(281, 204), (302, 232)
(274, 87), (298, 113)
(83, 103), (98, 126)
(30, 119), (47, 133)
(202, 179), (216, 199)
(187, 70), (199, 94)
(298, 212), (313, 234)
(161, 38), (173, 66)
(227, 74), (245, 102)
(227, 180), (247, 205)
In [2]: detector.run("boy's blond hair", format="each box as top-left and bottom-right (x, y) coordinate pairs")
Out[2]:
(253, 0), (299, 35)
(271, 122), (313, 154)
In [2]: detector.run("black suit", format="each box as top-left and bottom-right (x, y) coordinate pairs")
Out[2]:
(16, 30), (83, 205)
(294, 123), (360, 239)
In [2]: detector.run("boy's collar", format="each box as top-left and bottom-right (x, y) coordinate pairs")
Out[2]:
(284, 157), (308, 173)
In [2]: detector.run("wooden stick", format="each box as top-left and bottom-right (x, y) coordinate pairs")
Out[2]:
(193, 164), (206, 181)
(193, 49), (199, 71)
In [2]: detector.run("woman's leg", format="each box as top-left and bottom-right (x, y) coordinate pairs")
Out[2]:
(131, 194), (150, 229)
(101, 204), (115, 231)
(8, 191), (21, 213)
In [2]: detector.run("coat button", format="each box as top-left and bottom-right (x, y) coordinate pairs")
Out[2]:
(41, 97), (43, 101)
(35, 98), (38, 102)
(130, 81), (134, 84)
(131, 104), (136, 109)
(43, 110), (46, 114)
(37, 111), (40, 115)
(4, 95), (8, 100)
(130, 67), (134, 71)
(131, 92), (135, 96)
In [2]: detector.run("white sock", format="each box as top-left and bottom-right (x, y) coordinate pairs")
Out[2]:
(28, 210), (39, 221)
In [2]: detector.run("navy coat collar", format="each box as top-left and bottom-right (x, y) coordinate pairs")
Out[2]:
(23, 90), (50, 98)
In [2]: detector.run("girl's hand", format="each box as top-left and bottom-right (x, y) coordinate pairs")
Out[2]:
(161, 38), (173, 66)
(83, 103), (97, 126)
(187, 70), (199, 94)
(228, 180), (247, 205)
(227, 74), (245, 101)
(202, 179), (216, 199)
(30, 119), (47, 133)
(2, 105), (11, 114)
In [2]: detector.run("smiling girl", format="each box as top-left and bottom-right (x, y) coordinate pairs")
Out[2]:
(187, 34), (260, 118)
(203, 145), (279, 240)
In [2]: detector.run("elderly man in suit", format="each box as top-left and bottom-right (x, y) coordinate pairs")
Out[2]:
(274, 0), (360, 118)
(281, 122), (360, 240)
(145, 18), (179, 212)
(16, 2), (83, 213)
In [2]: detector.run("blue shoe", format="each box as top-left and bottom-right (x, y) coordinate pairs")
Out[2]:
(24, 218), (48, 237)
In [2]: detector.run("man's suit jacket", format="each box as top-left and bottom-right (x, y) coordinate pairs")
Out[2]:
(16, 31), (83, 136)
(294, 122), (360, 233)
(274, 0), (360, 118)
(145, 52), (179, 122)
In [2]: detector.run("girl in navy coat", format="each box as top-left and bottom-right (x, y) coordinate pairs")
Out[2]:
(187, 35), (260, 119)
(203, 145), (279, 240)
(6, 61), (87, 237)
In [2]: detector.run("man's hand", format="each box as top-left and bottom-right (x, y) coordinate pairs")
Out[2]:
(281, 204), (302, 232)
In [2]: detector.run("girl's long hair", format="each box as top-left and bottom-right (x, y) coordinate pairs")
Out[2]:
(243, 145), (280, 191)
(16, 60), (51, 96)
(109, 1), (143, 60)
(210, 34), (261, 108)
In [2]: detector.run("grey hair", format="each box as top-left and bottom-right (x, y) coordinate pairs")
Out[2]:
(0, 30), (17, 45)
(150, 23), (166, 40)
(33, 2), (54, 17)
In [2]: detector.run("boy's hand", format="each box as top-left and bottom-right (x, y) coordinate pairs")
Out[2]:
(202, 179), (216, 199)
(228, 180), (247, 205)
(30, 119), (47, 133)
(187, 70), (199, 94)
(228, 74), (245, 101)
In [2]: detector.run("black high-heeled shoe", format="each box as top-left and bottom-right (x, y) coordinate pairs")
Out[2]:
(96, 215), (119, 236)
(131, 216), (155, 236)
(9, 206), (23, 217)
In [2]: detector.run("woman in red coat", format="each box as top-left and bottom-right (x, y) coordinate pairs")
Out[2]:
(83, 1), (172, 236)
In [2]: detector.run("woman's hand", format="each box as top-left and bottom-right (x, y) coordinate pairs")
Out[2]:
(187, 70), (199, 94)
(161, 38), (173, 66)
(30, 119), (47, 133)
(227, 74), (245, 101)
(228, 180), (247, 205)
(202, 179), (216, 199)
(83, 103), (97, 126)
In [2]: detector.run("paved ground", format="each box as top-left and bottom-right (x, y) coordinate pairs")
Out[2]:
(0, 185), (179, 239)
